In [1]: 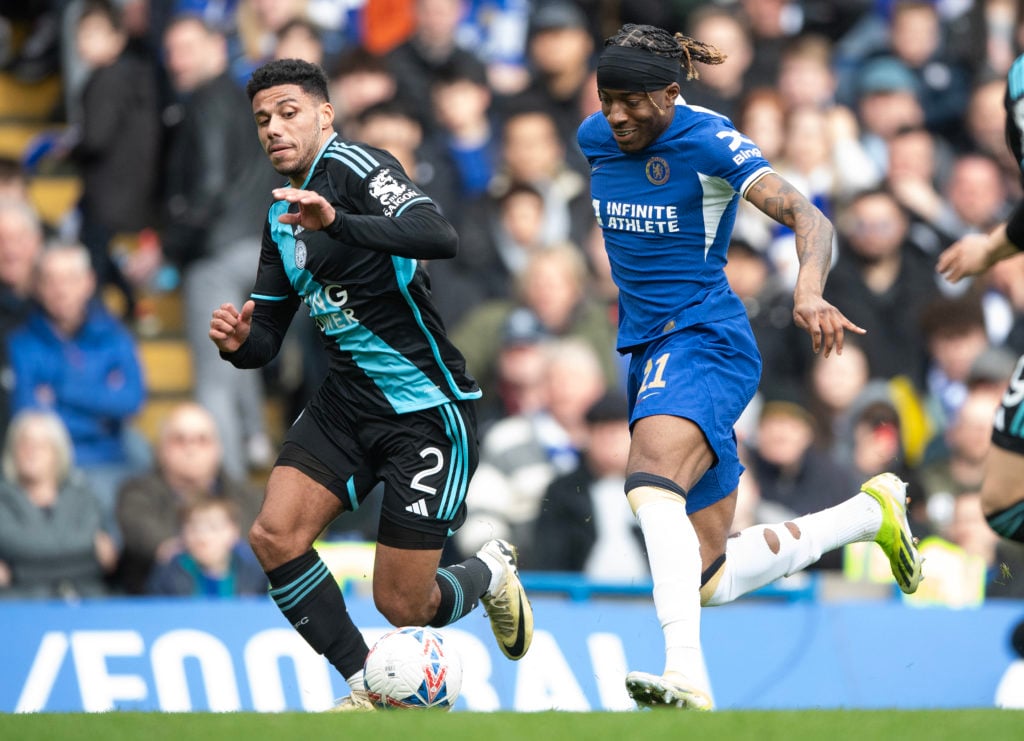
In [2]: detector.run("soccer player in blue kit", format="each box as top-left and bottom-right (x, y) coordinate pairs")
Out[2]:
(209, 59), (533, 710)
(578, 24), (923, 710)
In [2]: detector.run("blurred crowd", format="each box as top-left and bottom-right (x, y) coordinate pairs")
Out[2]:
(1, 0), (1024, 604)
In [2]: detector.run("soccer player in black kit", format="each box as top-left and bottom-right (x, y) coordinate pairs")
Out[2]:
(209, 58), (533, 710)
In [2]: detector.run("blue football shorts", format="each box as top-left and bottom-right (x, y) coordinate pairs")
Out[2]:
(625, 312), (762, 514)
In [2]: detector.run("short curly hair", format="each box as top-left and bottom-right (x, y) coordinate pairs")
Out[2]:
(246, 58), (330, 102)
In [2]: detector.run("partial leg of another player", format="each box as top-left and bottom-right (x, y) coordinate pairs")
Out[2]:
(981, 446), (1024, 543)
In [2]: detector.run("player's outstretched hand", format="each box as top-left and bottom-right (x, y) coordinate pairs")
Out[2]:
(793, 294), (866, 357)
(209, 300), (254, 353)
(272, 187), (337, 231)
(936, 233), (996, 284)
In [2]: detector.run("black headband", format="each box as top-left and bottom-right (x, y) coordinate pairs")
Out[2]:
(596, 45), (680, 92)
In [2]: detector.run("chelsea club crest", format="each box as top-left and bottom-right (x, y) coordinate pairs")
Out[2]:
(645, 156), (669, 186)
(295, 239), (307, 269)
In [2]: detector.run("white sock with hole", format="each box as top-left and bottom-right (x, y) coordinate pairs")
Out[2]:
(705, 492), (883, 606)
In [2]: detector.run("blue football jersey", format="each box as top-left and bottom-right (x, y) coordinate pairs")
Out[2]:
(578, 103), (773, 351)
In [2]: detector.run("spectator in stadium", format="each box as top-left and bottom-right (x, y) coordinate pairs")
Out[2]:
(488, 106), (594, 250)
(743, 387), (861, 571)
(386, 0), (488, 134)
(0, 409), (116, 600)
(0, 199), (45, 441)
(883, 125), (957, 258)
(430, 59), (500, 201)
(723, 238), (810, 397)
(679, 6), (753, 123)
(737, 0), (804, 89)
(853, 56), (926, 174)
(431, 181), (548, 326)
(6, 242), (147, 533)
(775, 34), (838, 112)
(477, 308), (552, 430)
(455, 337), (607, 561)
(965, 77), (1019, 190)
(824, 187), (940, 387)
(919, 294), (995, 430)
(883, 1), (972, 144)
(115, 401), (263, 595)
(272, 17), (325, 66)
(804, 335), (872, 453)
(451, 244), (619, 398)
(531, 390), (646, 579)
(507, 1), (595, 158)
(68, 0), (162, 319)
(159, 14), (279, 476)
(144, 498), (268, 597)
(232, 0), (309, 84)
(326, 47), (397, 139)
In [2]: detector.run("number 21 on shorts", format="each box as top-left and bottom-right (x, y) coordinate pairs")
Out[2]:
(638, 352), (670, 395)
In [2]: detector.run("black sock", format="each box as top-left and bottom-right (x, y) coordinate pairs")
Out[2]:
(429, 556), (491, 627)
(267, 550), (369, 678)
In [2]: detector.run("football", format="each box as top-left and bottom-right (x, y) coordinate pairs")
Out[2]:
(363, 626), (463, 709)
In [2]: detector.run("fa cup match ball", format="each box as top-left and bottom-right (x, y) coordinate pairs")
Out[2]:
(363, 626), (463, 709)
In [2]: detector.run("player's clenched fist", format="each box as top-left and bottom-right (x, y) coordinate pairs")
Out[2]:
(209, 300), (255, 353)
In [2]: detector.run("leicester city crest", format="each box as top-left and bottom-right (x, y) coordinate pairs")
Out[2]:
(645, 156), (669, 186)
(295, 239), (307, 269)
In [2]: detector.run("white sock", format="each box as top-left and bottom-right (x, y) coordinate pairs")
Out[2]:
(633, 496), (710, 696)
(347, 669), (365, 692)
(476, 551), (504, 595)
(705, 492), (882, 606)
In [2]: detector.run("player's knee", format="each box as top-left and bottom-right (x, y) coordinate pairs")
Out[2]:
(375, 591), (433, 628)
(247, 518), (305, 565)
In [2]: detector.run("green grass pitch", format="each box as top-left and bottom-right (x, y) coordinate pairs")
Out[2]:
(2, 709), (1022, 741)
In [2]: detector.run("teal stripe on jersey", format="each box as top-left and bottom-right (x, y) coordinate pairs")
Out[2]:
(332, 141), (379, 171)
(1010, 403), (1024, 437)
(324, 151), (370, 177)
(1011, 56), (1024, 100)
(395, 196), (431, 217)
(251, 293), (289, 302)
(269, 561), (331, 610)
(270, 203), (451, 413)
(299, 134), (337, 189)
(391, 256), (482, 403)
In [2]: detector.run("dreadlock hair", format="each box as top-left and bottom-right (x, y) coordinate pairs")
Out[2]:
(604, 23), (727, 81)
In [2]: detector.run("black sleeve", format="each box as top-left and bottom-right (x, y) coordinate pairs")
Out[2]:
(220, 225), (301, 369)
(220, 298), (299, 369)
(325, 202), (458, 260)
(322, 150), (458, 259)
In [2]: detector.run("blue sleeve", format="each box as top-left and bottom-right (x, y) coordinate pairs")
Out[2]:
(683, 116), (773, 195)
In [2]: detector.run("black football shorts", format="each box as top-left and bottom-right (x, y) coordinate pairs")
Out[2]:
(276, 395), (478, 550)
